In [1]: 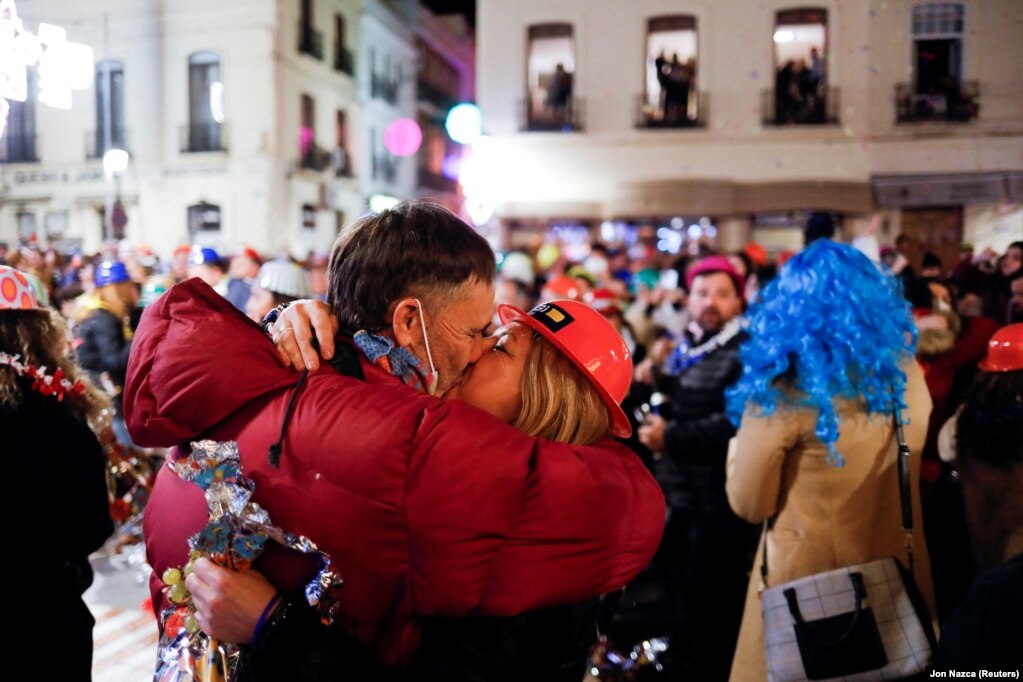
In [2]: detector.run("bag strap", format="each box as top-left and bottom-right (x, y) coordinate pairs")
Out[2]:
(760, 406), (914, 589)
(893, 406), (916, 574)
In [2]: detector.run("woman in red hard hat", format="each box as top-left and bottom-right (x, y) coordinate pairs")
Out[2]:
(932, 323), (1023, 667)
(183, 299), (638, 678)
(447, 298), (633, 443)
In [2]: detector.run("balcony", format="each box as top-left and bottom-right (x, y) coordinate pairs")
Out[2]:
(85, 129), (130, 159)
(334, 47), (355, 76)
(520, 96), (584, 132)
(372, 154), (397, 183)
(333, 147), (353, 177)
(635, 93), (709, 129)
(371, 73), (399, 105)
(761, 85), (840, 126)
(417, 79), (458, 110)
(0, 132), (39, 163)
(418, 167), (458, 193)
(179, 122), (228, 153)
(298, 22), (323, 60)
(895, 81), (979, 124)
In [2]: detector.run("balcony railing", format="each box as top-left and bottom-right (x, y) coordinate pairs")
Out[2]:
(298, 22), (323, 60)
(371, 73), (399, 105)
(417, 79), (458, 109)
(635, 93), (708, 129)
(85, 129), (130, 159)
(334, 47), (354, 76)
(300, 146), (329, 171)
(762, 85), (840, 126)
(372, 154), (397, 183)
(0, 132), (39, 163)
(895, 80), (979, 123)
(179, 122), (228, 153)
(333, 147), (353, 177)
(418, 167), (458, 193)
(520, 96), (584, 132)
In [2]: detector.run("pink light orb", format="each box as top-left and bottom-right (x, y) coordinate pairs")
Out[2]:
(384, 119), (422, 157)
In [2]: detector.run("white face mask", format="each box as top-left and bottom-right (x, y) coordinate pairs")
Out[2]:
(414, 299), (440, 395)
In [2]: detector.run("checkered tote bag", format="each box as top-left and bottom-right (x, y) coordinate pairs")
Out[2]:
(760, 411), (938, 681)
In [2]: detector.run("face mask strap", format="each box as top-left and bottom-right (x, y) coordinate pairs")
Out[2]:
(413, 299), (439, 391)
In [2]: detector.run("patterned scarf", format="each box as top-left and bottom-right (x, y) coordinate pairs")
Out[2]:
(352, 330), (431, 393)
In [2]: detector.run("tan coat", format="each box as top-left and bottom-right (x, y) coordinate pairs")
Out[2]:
(726, 361), (937, 681)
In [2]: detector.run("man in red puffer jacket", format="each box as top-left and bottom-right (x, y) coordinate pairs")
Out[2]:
(129, 202), (664, 680)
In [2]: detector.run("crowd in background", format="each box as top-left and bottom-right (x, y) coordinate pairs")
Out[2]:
(0, 215), (1020, 678)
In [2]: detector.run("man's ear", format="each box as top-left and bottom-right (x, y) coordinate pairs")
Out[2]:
(390, 297), (420, 347)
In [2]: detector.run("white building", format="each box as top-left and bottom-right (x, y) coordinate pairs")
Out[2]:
(0, 0), (424, 258)
(476, 0), (1023, 266)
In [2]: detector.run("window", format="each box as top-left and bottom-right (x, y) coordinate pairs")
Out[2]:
(370, 49), (399, 104)
(302, 204), (317, 230)
(334, 14), (353, 74)
(299, 0), (323, 59)
(526, 24), (578, 131)
(897, 3), (975, 122)
(300, 94), (317, 169)
(17, 211), (38, 242)
(769, 8), (832, 125)
(417, 40), (460, 106)
(186, 52), (224, 152)
(1, 72), (37, 163)
(642, 16), (699, 127)
(333, 110), (351, 176)
(188, 202), (221, 237)
(418, 115), (457, 193)
(94, 60), (125, 157)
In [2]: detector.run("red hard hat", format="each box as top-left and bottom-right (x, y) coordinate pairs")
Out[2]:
(543, 274), (582, 301)
(978, 324), (1023, 372)
(585, 288), (622, 316)
(498, 299), (633, 438)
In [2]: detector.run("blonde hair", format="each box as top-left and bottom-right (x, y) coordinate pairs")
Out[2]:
(513, 334), (613, 446)
(0, 309), (111, 428)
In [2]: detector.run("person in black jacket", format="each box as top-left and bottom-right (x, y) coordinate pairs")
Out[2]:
(75, 260), (139, 444)
(932, 324), (1023, 668)
(636, 255), (759, 680)
(1, 265), (114, 681)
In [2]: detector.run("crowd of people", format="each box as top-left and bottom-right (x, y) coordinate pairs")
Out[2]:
(0, 206), (1020, 680)
(774, 47), (826, 125)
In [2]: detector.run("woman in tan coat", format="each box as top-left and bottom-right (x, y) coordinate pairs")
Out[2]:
(723, 240), (937, 681)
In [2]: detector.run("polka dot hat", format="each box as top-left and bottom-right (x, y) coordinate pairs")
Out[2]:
(0, 266), (39, 310)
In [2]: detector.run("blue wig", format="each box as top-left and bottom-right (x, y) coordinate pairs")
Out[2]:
(725, 240), (917, 466)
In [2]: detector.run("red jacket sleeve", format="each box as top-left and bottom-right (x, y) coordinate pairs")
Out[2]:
(405, 400), (665, 616)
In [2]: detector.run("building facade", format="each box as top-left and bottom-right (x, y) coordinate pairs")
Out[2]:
(476, 0), (1023, 263)
(0, 0), (444, 258)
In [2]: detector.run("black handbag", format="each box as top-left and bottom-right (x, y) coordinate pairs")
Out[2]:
(760, 410), (938, 681)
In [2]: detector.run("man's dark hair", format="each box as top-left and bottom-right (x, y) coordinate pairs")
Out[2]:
(803, 212), (836, 246)
(957, 370), (1023, 470)
(327, 201), (496, 331)
(922, 252), (942, 271)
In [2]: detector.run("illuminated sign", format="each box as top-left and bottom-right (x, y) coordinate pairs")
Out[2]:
(0, 0), (93, 121)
